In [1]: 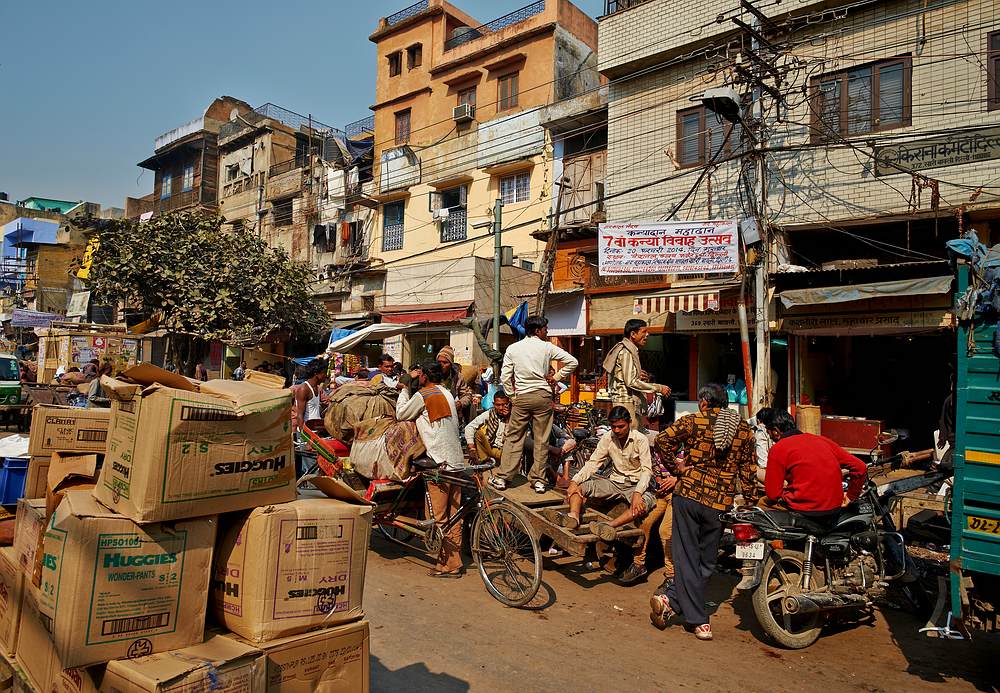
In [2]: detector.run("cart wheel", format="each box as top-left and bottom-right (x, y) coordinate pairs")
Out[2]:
(472, 502), (542, 607)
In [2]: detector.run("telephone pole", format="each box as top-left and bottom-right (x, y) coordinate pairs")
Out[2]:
(493, 198), (503, 352)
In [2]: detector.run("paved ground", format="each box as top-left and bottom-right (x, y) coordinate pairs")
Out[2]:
(365, 535), (998, 692)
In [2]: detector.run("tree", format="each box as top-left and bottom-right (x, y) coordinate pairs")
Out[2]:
(81, 211), (329, 371)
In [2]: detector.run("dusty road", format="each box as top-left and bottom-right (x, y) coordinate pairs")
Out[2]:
(365, 535), (998, 692)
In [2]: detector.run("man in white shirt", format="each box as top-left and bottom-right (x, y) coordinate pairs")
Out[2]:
(464, 390), (511, 465)
(491, 315), (578, 493)
(395, 361), (466, 576)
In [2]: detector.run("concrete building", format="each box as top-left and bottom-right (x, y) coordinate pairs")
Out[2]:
(132, 96), (252, 218)
(599, 0), (1000, 447)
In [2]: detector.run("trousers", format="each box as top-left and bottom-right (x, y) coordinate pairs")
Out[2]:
(665, 494), (723, 626)
(426, 480), (463, 573)
(474, 427), (502, 464)
(633, 494), (674, 576)
(498, 390), (553, 483)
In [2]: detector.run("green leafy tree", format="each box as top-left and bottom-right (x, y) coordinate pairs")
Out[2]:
(81, 211), (329, 372)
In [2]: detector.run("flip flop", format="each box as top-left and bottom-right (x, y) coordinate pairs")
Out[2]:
(428, 569), (464, 578)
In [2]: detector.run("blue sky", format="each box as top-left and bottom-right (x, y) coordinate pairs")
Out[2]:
(0, 0), (604, 209)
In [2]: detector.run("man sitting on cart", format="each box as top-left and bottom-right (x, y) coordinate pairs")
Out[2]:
(464, 390), (511, 465)
(557, 406), (655, 542)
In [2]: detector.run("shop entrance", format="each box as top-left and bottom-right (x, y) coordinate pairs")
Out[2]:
(798, 333), (952, 451)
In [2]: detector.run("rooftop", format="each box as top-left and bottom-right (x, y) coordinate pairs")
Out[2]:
(443, 1), (545, 51)
(154, 116), (206, 151)
(219, 103), (342, 142)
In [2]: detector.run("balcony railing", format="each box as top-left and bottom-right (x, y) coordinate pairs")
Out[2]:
(345, 115), (375, 138)
(382, 222), (404, 252)
(155, 189), (199, 213)
(604, 0), (650, 15)
(440, 207), (468, 242)
(269, 158), (305, 177)
(588, 271), (667, 290)
(444, 1), (545, 51)
(386, 0), (428, 26)
(220, 103), (342, 142)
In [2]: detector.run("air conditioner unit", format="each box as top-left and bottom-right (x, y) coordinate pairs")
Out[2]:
(453, 103), (476, 123)
(433, 207), (451, 220)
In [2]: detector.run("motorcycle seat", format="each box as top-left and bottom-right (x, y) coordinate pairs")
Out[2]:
(762, 509), (839, 536)
(571, 428), (591, 441)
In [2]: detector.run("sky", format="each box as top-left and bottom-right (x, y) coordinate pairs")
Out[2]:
(0, 0), (604, 210)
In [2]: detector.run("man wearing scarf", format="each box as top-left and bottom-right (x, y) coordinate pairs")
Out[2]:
(603, 319), (672, 431)
(395, 361), (466, 576)
(464, 390), (512, 465)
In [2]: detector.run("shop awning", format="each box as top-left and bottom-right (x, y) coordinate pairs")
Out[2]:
(634, 290), (720, 315)
(327, 323), (415, 353)
(380, 300), (474, 324)
(545, 293), (586, 337)
(779, 276), (953, 308)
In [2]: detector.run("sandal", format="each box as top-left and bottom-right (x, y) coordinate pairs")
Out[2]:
(428, 568), (464, 578)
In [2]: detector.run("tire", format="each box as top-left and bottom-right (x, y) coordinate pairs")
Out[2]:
(472, 502), (542, 607)
(751, 550), (824, 649)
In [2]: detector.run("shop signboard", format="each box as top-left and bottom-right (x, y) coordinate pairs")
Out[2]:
(11, 309), (60, 328)
(598, 220), (739, 276)
(874, 126), (1000, 176)
(676, 308), (741, 332)
(779, 309), (953, 334)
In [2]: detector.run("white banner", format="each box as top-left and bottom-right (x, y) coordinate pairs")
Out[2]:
(598, 220), (739, 276)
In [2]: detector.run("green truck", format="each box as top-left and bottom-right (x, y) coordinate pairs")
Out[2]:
(0, 354), (21, 408)
(950, 261), (1000, 633)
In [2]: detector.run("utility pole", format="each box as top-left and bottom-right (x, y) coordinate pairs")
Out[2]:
(536, 177), (567, 315)
(493, 197), (503, 352)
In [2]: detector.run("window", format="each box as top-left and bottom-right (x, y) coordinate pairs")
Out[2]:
(498, 72), (519, 111)
(388, 51), (402, 77)
(500, 172), (531, 205)
(675, 106), (741, 167)
(160, 174), (172, 199)
(519, 260), (534, 271)
(811, 57), (911, 140)
(394, 109), (411, 145)
(431, 185), (467, 242)
(989, 31), (1000, 111)
(273, 198), (293, 227)
(181, 164), (194, 192)
(225, 163), (240, 182)
(382, 201), (404, 252)
(407, 44), (422, 69)
(458, 87), (477, 107)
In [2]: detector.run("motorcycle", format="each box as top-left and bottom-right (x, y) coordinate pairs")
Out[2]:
(721, 433), (935, 649)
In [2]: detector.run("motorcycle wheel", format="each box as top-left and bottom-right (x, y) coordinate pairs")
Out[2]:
(752, 549), (824, 649)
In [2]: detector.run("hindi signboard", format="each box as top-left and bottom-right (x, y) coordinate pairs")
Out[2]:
(598, 220), (739, 276)
(874, 126), (1000, 176)
(11, 309), (61, 328)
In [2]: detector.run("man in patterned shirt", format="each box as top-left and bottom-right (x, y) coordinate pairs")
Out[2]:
(649, 383), (758, 641)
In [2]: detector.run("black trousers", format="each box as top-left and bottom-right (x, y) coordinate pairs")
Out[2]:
(665, 494), (723, 626)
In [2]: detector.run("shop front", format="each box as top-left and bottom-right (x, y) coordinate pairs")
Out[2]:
(778, 271), (955, 453)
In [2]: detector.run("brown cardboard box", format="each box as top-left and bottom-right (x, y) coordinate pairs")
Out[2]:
(39, 490), (217, 668)
(46, 452), (100, 519)
(28, 405), (110, 457)
(12, 498), (45, 574)
(211, 478), (371, 642)
(96, 634), (265, 692)
(92, 363), (295, 523)
(223, 620), (370, 693)
(26, 455), (50, 499)
(0, 546), (24, 657)
(15, 584), (99, 693)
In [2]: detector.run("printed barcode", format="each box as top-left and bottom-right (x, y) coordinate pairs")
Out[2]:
(180, 405), (240, 422)
(119, 401), (136, 414)
(101, 611), (169, 636)
(297, 526), (318, 540)
(78, 429), (108, 442)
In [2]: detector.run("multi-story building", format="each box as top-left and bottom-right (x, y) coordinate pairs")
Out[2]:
(599, 0), (1000, 447)
(366, 0), (599, 363)
(133, 96), (252, 218)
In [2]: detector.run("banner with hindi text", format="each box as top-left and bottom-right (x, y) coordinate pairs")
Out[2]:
(598, 220), (739, 276)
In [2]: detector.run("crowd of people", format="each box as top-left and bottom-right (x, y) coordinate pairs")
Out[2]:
(277, 312), (867, 640)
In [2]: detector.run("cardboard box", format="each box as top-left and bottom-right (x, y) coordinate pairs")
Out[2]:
(223, 620), (370, 693)
(0, 546), (24, 657)
(97, 634), (265, 693)
(26, 455), (50, 499)
(13, 498), (45, 574)
(92, 364), (295, 523)
(39, 490), (217, 668)
(211, 478), (371, 643)
(28, 405), (110, 457)
(16, 584), (99, 693)
(47, 452), (100, 520)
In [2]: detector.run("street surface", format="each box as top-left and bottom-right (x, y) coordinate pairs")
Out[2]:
(365, 535), (998, 692)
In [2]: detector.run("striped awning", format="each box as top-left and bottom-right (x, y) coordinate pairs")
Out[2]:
(634, 291), (721, 315)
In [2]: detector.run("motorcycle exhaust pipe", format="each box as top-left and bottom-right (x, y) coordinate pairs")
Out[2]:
(783, 592), (870, 615)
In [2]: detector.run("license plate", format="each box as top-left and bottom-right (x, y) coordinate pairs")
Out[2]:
(735, 541), (765, 560)
(967, 515), (1000, 536)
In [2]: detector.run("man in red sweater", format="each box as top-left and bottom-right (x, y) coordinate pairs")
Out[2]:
(763, 410), (867, 514)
